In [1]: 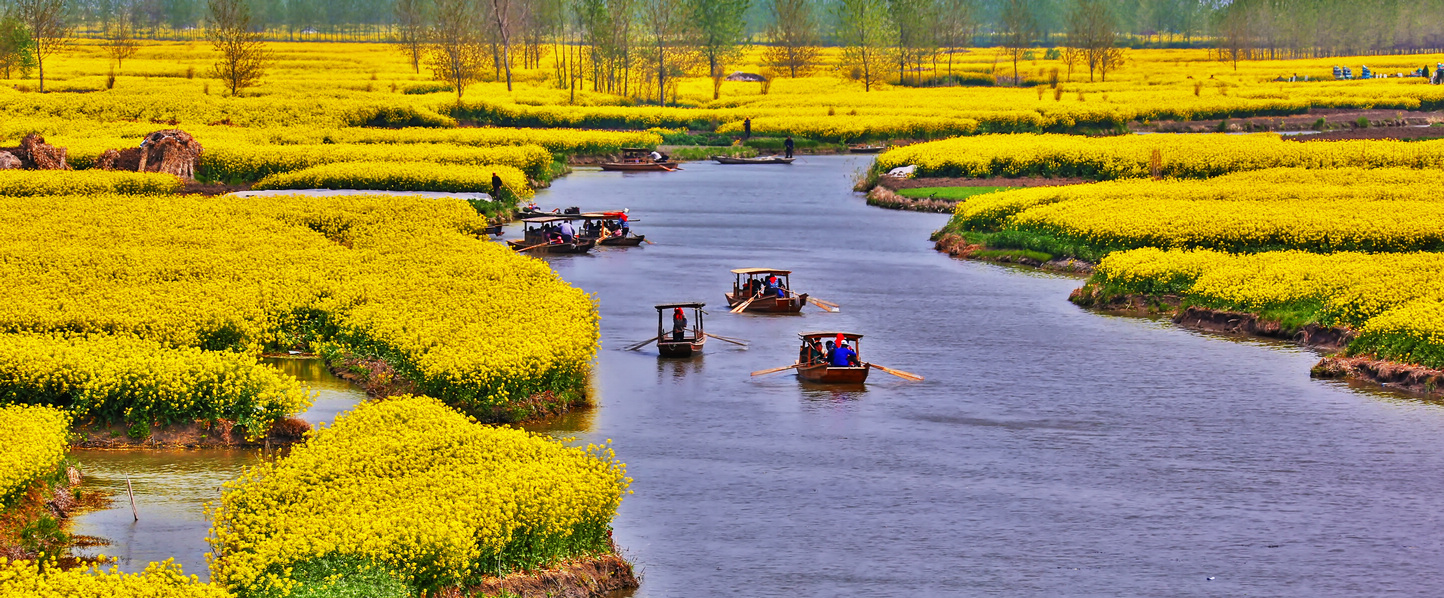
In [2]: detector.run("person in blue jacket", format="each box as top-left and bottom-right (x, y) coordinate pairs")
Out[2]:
(831, 338), (858, 367)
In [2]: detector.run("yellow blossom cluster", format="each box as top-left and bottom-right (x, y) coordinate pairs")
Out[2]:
(208, 395), (629, 596)
(879, 133), (1444, 180)
(200, 142), (554, 182)
(0, 335), (312, 440)
(0, 170), (182, 196)
(0, 405), (68, 503)
(0, 558), (225, 598)
(1091, 248), (1444, 369)
(0, 192), (597, 419)
(950, 167), (1444, 254)
(253, 162), (531, 198)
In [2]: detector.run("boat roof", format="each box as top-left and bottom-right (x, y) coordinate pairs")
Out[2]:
(579, 212), (626, 218)
(731, 268), (791, 275)
(520, 216), (571, 223)
(656, 302), (705, 309)
(621, 147), (652, 152)
(799, 331), (862, 339)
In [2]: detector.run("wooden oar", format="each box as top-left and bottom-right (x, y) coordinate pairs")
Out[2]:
(514, 241), (554, 252)
(750, 363), (799, 376)
(625, 335), (662, 351)
(867, 362), (924, 381)
(703, 332), (748, 346)
(808, 298), (840, 312)
(730, 293), (763, 313)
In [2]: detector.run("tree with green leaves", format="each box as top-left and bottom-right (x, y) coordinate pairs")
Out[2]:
(639, 0), (691, 105)
(426, 0), (487, 101)
(762, 0), (818, 78)
(834, 0), (891, 92)
(0, 16), (37, 80)
(998, 0), (1036, 86)
(691, 0), (748, 100)
(14, 0), (72, 92)
(886, 0), (931, 86)
(932, 0), (976, 78)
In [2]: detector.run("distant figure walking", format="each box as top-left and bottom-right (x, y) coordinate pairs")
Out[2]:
(744, 118), (752, 140)
(784, 136), (795, 159)
(491, 172), (506, 199)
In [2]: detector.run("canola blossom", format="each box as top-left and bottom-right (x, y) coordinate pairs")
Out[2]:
(200, 143), (553, 182)
(208, 396), (629, 596)
(948, 167), (1444, 255)
(0, 335), (312, 440)
(0, 193), (597, 420)
(878, 133), (1444, 180)
(1091, 248), (1444, 370)
(253, 162), (532, 197)
(0, 558), (225, 598)
(0, 405), (69, 504)
(0, 170), (182, 196)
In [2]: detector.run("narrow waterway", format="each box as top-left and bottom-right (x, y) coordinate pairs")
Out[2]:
(528, 156), (1444, 597)
(65, 157), (1444, 595)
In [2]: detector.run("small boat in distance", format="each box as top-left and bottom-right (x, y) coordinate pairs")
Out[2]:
(725, 268), (809, 313)
(796, 332), (869, 383)
(847, 144), (886, 154)
(656, 303), (706, 358)
(713, 155), (795, 165)
(601, 148), (679, 172)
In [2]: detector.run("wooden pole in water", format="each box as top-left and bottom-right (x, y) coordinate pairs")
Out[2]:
(126, 475), (138, 521)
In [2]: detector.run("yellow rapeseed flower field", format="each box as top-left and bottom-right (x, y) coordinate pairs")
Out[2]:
(208, 395), (629, 597)
(0, 170), (182, 196)
(0, 558), (225, 598)
(0, 405), (69, 503)
(253, 162), (531, 198)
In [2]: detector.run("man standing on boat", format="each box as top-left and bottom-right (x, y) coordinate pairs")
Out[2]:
(672, 308), (687, 341)
(784, 136), (795, 159)
(619, 209), (631, 237)
(557, 219), (576, 243)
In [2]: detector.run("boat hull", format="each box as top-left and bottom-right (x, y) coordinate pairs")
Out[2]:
(599, 162), (677, 172)
(658, 337), (705, 358)
(713, 156), (795, 165)
(597, 235), (645, 246)
(796, 363), (870, 383)
(506, 239), (595, 254)
(725, 292), (808, 313)
(847, 146), (885, 154)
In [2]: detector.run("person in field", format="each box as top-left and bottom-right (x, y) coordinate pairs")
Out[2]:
(672, 308), (687, 341)
(491, 173), (505, 198)
(784, 136), (795, 159)
(744, 117), (752, 139)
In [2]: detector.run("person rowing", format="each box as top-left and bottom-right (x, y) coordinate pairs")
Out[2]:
(557, 219), (576, 243)
(672, 307), (687, 341)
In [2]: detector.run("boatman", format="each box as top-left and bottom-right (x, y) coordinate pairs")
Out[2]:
(673, 308), (687, 341)
(831, 336), (858, 367)
(619, 209), (631, 237)
(491, 172), (506, 199)
(557, 219), (576, 243)
(784, 136), (795, 159)
(744, 117), (752, 140)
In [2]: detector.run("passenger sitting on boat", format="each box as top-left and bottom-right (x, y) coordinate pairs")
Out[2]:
(831, 340), (858, 367)
(650, 150), (664, 162)
(672, 308), (687, 341)
(824, 340), (835, 363)
(557, 220), (576, 243)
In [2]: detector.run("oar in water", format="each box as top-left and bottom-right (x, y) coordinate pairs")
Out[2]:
(808, 297), (840, 312)
(751, 363), (799, 376)
(703, 332), (748, 346)
(730, 293), (763, 313)
(625, 335), (663, 351)
(514, 241), (555, 252)
(866, 362), (924, 381)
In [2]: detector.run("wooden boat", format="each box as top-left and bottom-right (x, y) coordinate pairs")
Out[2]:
(713, 155), (795, 165)
(725, 268), (808, 313)
(507, 216), (596, 254)
(847, 145), (886, 154)
(656, 302), (706, 358)
(794, 332), (870, 383)
(600, 148), (679, 172)
(483, 223), (504, 236)
(572, 212), (645, 247)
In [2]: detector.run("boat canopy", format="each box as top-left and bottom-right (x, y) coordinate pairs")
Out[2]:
(520, 216), (571, 224)
(656, 302), (705, 310)
(731, 268), (791, 275)
(799, 331), (862, 340)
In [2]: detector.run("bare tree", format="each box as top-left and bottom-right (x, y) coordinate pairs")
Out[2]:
(835, 0), (891, 92)
(998, 0), (1035, 86)
(394, 0), (430, 73)
(762, 0), (818, 78)
(207, 0), (269, 96)
(887, 0), (931, 86)
(1066, 0), (1119, 82)
(933, 0), (976, 78)
(427, 0), (487, 101)
(487, 0), (520, 91)
(103, 6), (139, 72)
(14, 0), (72, 92)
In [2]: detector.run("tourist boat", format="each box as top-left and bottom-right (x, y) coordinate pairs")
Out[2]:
(506, 216), (596, 254)
(578, 212), (646, 246)
(725, 268), (809, 313)
(795, 332), (870, 383)
(655, 302), (706, 358)
(483, 223), (504, 236)
(847, 144), (886, 154)
(600, 148), (679, 172)
(712, 155), (795, 165)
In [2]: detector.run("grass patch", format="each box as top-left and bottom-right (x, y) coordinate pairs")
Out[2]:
(668, 145), (758, 160)
(972, 248), (1053, 262)
(897, 186), (1013, 201)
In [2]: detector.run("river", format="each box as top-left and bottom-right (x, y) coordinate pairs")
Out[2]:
(74, 156), (1444, 595)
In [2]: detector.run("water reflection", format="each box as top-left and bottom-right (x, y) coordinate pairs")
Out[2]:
(261, 357), (369, 426)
